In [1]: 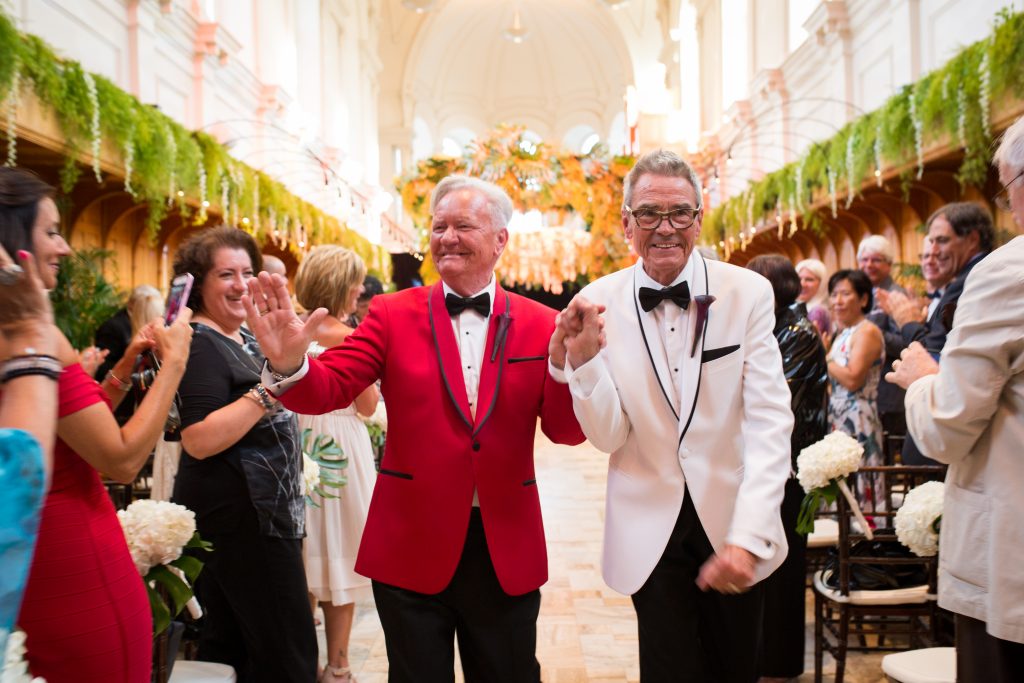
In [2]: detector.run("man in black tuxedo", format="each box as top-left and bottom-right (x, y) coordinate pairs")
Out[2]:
(878, 202), (994, 464)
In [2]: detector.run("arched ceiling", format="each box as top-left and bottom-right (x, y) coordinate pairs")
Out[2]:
(378, 0), (672, 157)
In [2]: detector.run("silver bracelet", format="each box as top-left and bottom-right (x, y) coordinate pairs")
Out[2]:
(105, 369), (132, 392)
(1, 355), (62, 383)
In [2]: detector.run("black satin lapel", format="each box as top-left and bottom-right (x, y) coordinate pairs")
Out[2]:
(473, 291), (510, 436)
(679, 257), (710, 446)
(634, 269), (680, 422)
(428, 285), (473, 431)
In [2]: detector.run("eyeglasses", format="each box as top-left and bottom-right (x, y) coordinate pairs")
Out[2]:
(624, 205), (702, 230)
(994, 169), (1024, 212)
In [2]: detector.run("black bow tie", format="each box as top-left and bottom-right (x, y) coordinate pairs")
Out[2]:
(445, 292), (491, 317)
(926, 290), (942, 299)
(638, 282), (691, 313)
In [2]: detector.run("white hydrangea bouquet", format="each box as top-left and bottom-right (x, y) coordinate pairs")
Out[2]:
(895, 481), (944, 556)
(117, 500), (212, 635)
(1, 628), (45, 683)
(796, 431), (872, 539)
(302, 428), (347, 508)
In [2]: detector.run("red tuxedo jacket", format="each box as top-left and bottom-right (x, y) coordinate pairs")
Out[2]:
(278, 283), (585, 595)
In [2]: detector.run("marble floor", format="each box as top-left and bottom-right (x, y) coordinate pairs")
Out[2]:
(324, 433), (888, 682)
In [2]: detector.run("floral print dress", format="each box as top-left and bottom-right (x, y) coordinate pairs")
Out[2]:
(828, 321), (885, 506)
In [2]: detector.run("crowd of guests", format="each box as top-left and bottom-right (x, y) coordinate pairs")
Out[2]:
(1, 112), (1021, 683)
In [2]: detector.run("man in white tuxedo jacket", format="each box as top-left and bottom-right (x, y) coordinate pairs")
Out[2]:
(549, 150), (793, 682)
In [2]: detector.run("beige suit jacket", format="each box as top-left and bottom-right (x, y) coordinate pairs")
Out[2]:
(905, 236), (1024, 643)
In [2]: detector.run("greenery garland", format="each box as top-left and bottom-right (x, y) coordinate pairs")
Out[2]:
(702, 7), (1024, 248)
(0, 8), (385, 274)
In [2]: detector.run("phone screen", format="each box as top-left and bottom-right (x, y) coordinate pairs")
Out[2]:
(165, 274), (194, 325)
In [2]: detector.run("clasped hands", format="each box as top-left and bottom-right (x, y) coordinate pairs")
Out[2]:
(548, 296), (607, 370)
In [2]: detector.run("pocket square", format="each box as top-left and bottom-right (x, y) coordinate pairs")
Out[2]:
(701, 344), (740, 363)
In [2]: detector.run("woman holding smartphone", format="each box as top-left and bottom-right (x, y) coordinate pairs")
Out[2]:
(171, 226), (316, 682)
(0, 166), (194, 681)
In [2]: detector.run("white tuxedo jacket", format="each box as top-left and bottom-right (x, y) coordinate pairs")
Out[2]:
(562, 254), (793, 594)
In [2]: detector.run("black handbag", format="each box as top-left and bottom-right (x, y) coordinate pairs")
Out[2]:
(822, 533), (929, 591)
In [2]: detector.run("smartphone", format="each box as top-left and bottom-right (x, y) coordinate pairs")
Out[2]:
(165, 273), (194, 326)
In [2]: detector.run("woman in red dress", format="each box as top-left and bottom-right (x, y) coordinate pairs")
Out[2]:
(0, 168), (194, 682)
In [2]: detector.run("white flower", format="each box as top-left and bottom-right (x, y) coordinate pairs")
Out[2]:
(1, 628), (46, 683)
(302, 454), (321, 496)
(796, 431), (864, 493)
(895, 481), (944, 557)
(117, 500), (196, 576)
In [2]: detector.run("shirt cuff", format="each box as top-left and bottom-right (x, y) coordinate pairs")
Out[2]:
(565, 354), (603, 400)
(261, 356), (310, 395)
(725, 531), (777, 561)
(548, 359), (568, 384)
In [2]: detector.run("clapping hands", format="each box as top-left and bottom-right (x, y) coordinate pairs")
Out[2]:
(549, 296), (607, 370)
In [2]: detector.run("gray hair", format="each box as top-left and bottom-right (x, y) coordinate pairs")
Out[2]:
(856, 234), (895, 263)
(623, 149), (703, 209)
(430, 175), (514, 230)
(995, 114), (1024, 174)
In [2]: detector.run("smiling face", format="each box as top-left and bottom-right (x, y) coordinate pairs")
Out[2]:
(624, 174), (703, 286)
(919, 237), (954, 290)
(857, 250), (891, 286)
(429, 188), (509, 295)
(928, 213), (980, 276)
(199, 247), (254, 333)
(798, 268), (821, 303)
(829, 277), (868, 328)
(30, 197), (70, 290)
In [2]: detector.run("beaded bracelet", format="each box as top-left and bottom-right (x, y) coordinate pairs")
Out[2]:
(105, 369), (132, 392)
(1, 354), (62, 383)
(246, 384), (275, 411)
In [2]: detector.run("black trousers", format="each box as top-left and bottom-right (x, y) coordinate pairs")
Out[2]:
(631, 491), (764, 683)
(956, 613), (1024, 683)
(758, 477), (807, 678)
(372, 508), (542, 683)
(194, 511), (317, 683)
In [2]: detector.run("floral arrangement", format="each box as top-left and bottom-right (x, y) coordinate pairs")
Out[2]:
(301, 429), (347, 508)
(117, 500), (211, 635)
(895, 481), (945, 557)
(796, 431), (872, 538)
(1, 629), (44, 683)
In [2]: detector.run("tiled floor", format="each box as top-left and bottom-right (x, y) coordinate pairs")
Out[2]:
(326, 433), (888, 682)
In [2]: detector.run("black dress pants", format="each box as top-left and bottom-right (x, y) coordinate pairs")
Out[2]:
(372, 508), (542, 683)
(956, 613), (1024, 683)
(630, 491), (764, 683)
(194, 510), (317, 683)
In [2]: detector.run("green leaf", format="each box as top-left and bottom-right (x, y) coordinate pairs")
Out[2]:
(147, 582), (171, 637)
(185, 530), (213, 551)
(169, 554), (204, 583)
(148, 564), (193, 616)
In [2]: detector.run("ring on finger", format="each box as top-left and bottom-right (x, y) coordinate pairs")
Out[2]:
(0, 263), (24, 285)
(725, 582), (741, 594)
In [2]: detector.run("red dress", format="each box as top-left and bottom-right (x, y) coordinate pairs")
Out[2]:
(17, 364), (152, 682)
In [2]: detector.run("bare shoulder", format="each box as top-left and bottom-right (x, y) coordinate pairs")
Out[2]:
(858, 319), (884, 345)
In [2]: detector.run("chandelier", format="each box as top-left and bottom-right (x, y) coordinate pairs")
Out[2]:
(401, 0), (436, 13)
(503, 8), (529, 43)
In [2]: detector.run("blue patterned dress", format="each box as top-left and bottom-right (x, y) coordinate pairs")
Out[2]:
(828, 321), (885, 505)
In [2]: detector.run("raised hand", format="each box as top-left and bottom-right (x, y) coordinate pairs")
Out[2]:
(243, 271), (327, 375)
(887, 290), (926, 327)
(151, 308), (194, 372)
(885, 341), (939, 389)
(562, 296), (606, 369)
(0, 247), (59, 358)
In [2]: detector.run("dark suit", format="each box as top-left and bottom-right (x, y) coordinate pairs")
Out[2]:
(900, 252), (988, 465)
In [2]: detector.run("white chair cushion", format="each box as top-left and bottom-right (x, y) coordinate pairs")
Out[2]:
(881, 647), (955, 683)
(812, 569), (930, 605)
(808, 518), (839, 548)
(168, 661), (237, 683)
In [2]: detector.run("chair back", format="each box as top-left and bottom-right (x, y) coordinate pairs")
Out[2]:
(831, 465), (945, 597)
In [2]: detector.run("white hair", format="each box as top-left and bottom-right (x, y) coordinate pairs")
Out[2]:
(856, 234), (895, 263)
(995, 114), (1024, 174)
(430, 175), (514, 229)
(795, 258), (829, 309)
(623, 149), (703, 209)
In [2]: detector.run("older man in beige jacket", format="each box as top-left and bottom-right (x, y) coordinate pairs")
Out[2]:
(888, 114), (1024, 682)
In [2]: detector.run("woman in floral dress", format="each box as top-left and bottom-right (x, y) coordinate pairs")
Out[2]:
(826, 269), (885, 506)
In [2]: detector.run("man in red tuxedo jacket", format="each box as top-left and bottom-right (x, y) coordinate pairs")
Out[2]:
(245, 175), (585, 682)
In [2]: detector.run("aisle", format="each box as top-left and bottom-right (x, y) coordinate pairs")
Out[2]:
(331, 432), (886, 682)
